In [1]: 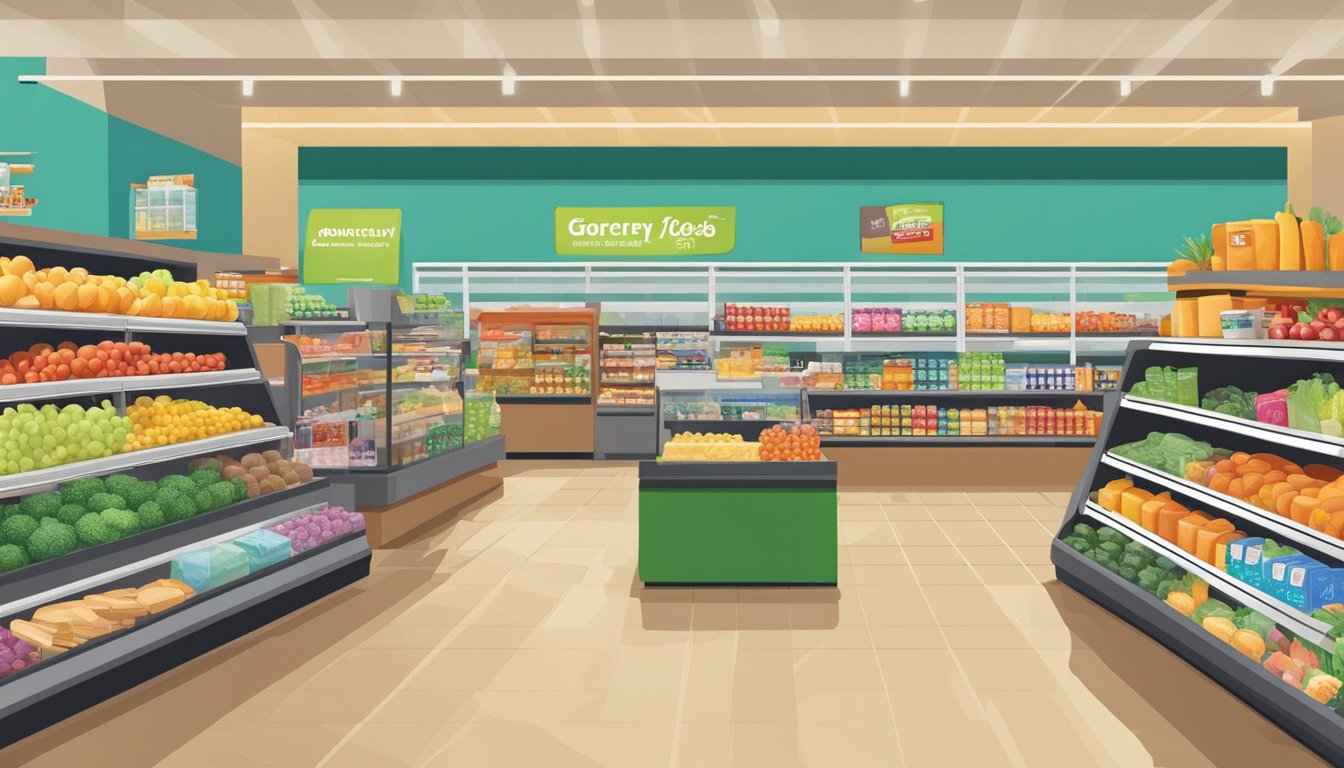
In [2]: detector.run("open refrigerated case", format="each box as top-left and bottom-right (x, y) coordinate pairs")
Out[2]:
(477, 307), (597, 455)
(0, 242), (369, 747)
(1053, 337), (1344, 765)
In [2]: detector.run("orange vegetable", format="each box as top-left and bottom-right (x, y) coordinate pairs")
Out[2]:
(1209, 473), (1233, 494)
(1232, 629), (1267, 661)
(1288, 474), (1319, 490)
(1140, 496), (1175, 533)
(1274, 487), (1299, 518)
(1310, 507), (1332, 532)
(1158, 505), (1190, 543)
(1196, 519), (1236, 563)
(1176, 513), (1211, 554)
(1291, 495), (1319, 525)
(1192, 579), (1211, 607)
(1327, 511), (1344, 538)
(1214, 532), (1245, 570)
(1239, 473), (1265, 498)
(1227, 478), (1245, 499)
(1303, 220), (1326, 271)
(1331, 232), (1344, 271)
(1236, 459), (1271, 476)
(1230, 452), (1251, 465)
(1304, 463), (1344, 482)
(1262, 469), (1288, 485)
(1216, 459), (1237, 473)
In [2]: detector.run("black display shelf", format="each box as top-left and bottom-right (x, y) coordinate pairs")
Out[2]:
(1054, 336), (1344, 763)
(640, 458), (835, 489)
(711, 331), (845, 338)
(805, 389), (1106, 398)
(0, 534), (370, 750)
(598, 404), (655, 415)
(320, 435), (505, 507)
(0, 479), (332, 607)
(966, 331), (1071, 338)
(600, 325), (706, 335)
(850, 332), (957, 339)
(821, 435), (1095, 446)
(1168, 271), (1344, 295)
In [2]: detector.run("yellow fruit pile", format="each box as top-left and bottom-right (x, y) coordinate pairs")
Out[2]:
(127, 395), (265, 450)
(0, 256), (240, 322)
(668, 432), (744, 444)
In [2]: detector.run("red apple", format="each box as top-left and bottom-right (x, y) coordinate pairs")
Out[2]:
(1312, 319), (1328, 331)
(1321, 326), (1340, 342)
(1329, 309), (1343, 324)
(1270, 325), (1290, 340)
(1319, 309), (1331, 321)
(1290, 323), (1304, 340)
(1302, 325), (1320, 341)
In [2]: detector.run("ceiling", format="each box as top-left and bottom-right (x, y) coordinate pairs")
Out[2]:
(5, 0), (1344, 116)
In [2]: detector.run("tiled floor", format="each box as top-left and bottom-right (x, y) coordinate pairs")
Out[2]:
(0, 461), (1325, 767)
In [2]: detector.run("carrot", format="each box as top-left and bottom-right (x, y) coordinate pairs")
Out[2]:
(1310, 507), (1332, 532)
(1303, 220), (1327, 270)
(1326, 510), (1344, 538)
(1291, 495), (1319, 524)
(1236, 459), (1271, 476)
(1330, 233), (1344, 271)
(1288, 474), (1318, 490)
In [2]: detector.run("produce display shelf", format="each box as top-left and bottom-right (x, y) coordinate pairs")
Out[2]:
(0, 480), (332, 613)
(282, 320), (363, 328)
(805, 389), (1105, 398)
(299, 354), (363, 363)
(1079, 501), (1334, 651)
(0, 426), (292, 499)
(599, 325), (705, 334)
(0, 368), (261, 404)
(820, 435), (1095, 446)
(321, 434), (505, 507)
(597, 404), (655, 415)
(1120, 395), (1344, 460)
(664, 418), (790, 427)
(0, 308), (246, 336)
(1052, 539), (1344, 768)
(1100, 453), (1344, 564)
(364, 379), (460, 390)
(966, 331), (1072, 339)
(1168, 271), (1344, 298)
(710, 331), (845, 340)
(599, 379), (655, 386)
(1147, 338), (1344, 362)
(0, 533), (370, 750)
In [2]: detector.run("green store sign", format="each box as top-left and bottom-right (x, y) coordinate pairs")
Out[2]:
(303, 208), (401, 284)
(555, 206), (735, 256)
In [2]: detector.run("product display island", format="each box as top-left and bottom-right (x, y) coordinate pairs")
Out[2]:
(0, 234), (370, 747)
(1054, 336), (1344, 766)
(639, 425), (836, 586)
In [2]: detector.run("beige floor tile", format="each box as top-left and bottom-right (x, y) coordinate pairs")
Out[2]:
(418, 721), (612, 768)
(258, 688), (387, 724)
(874, 491), (919, 504)
(471, 689), (608, 723)
(471, 585), (562, 626)
(869, 625), (949, 649)
(599, 689), (682, 723)
(446, 625), (535, 649)
(890, 520), (952, 546)
(540, 489), (600, 506)
(587, 487), (634, 505)
(369, 688), (478, 723)
(912, 563), (983, 585)
(322, 723), (452, 768)
(153, 724), (354, 768)
(846, 545), (907, 564)
(937, 520), (1006, 545)
(926, 504), (986, 521)
(920, 585), (1016, 626)
(793, 647), (886, 691)
(1029, 564), (1060, 583)
(975, 564), (1039, 585)
(792, 624), (877, 650)
(917, 491), (972, 506)
(610, 644), (687, 690)
(895, 718), (1017, 767)
(838, 503), (886, 520)
(797, 723), (904, 768)
(850, 564), (918, 585)
(731, 723), (802, 767)
(296, 648), (432, 692)
(857, 585), (937, 626)
(404, 648), (514, 690)
(874, 648), (967, 690)
(731, 690), (801, 723)
(795, 689), (894, 724)
(966, 491), (1025, 505)
(901, 545), (964, 565)
(956, 649), (1064, 690)
(487, 648), (617, 691)
(357, 624), (452, 649)
(882, 503), (933, 520)
(841, 521), (901, 546)
(991, 520), (1054, 546)
(561, 475), (611, 490)
(572, 504), (632, 520)
(674, 723), (734, 768)
(957, 545), (1022, 565)
(738, 598), (791, 630)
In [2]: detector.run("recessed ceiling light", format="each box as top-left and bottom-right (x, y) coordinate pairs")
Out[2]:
(242, 79), (253, 96)
(390, 78), (402, 96)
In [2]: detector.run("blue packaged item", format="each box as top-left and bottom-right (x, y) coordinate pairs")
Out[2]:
(1285, 558), (1337, 611)
(1226, 537), (1264, 584)
(232, 529), (293, 572)
(170, 548), (213, 594)
(1267, 555), (1312, 603)
(170, 543), (251, 594)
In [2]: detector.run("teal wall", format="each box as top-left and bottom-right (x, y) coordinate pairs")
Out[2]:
(0, 58), (240, 253)
(298, 146), (1288, 292)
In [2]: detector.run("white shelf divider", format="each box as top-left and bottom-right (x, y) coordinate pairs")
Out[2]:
(0, 368), (262, 404)
(1121, 395), (1344, 460)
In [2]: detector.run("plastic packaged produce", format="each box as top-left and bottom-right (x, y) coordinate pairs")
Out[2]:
(1202, 386), (1258, 421)
(170, 543), (251, 593)
(0, 627), (40, 678)
(265, 506), (365, 555)
(1110, 431), (1219, 477)
(231, 529), (293, 571)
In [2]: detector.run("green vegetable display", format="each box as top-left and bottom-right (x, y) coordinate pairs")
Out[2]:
(0, 543), (28, 572)
(86, 492), (127, 514)
(1202, 386), (1258, 421)
(1111, 431), (1220, 477)
(59, 477), (104, 506)
(100, 508), (140, 539)
(74, 513), (114, 547)
(27, 519), (77, 561)
(18, 492), (61, 519)
(1191, 598), (1237, 625)
(0, 514), (38, 547)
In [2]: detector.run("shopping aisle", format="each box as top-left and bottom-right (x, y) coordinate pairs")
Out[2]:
(0, 461), (1322, 768)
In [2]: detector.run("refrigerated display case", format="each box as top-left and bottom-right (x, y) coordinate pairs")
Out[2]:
(477, 308), (598, 455)
(1054, 337), (1344, 767)
(598, 331), (656, 404)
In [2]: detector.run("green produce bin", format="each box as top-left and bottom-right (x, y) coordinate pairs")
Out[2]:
(638, 460), (837, 585)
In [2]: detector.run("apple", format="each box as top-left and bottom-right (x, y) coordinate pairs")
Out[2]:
(1270, 325), (1290, 340)
(1322, 326), (1340, 342)
(1320, 309), (1331, 321)
(1290, 323), (1304, 340)
(1329, 309), (1343, 324)
(1312, 319), (1328, 331)
(1302, 325), (1320, 341)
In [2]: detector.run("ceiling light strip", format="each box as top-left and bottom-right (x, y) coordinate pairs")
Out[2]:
(240, 121), (1309, 130)
(19, 74), (1344, 84)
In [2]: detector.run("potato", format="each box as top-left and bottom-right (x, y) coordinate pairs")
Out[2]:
(242, 472), (259, 485)
(265, 475), (286, 492)
(294, 464), (314, 483)
(281, 470), (301, 486)
(240, 453), (264, 468)
(262, 449), (283, 463)
(265, 461), (281, 476)
(221, 464), (246, 481)
(248, 465), (271, 481)
(245, 483), (261, 498)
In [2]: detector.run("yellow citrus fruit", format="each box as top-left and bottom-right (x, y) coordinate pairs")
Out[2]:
(0, 274), (25, 306)
(145, 278), (168, 297)
(183, 295), (207, 319)
(76, 282), (99, 310)
(30, 281), (54, 309)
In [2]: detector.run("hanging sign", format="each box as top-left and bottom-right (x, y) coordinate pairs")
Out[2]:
(303, 208), (401, 284)
(555, 206), (735, 256)
(860, 203), (944, 255)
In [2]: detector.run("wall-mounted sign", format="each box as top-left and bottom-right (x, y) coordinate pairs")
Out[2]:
(860, 203), (944, 255)
(303, 208), (401, 284)
(0, 153), (37, 217)
(555, 206), (735, 256)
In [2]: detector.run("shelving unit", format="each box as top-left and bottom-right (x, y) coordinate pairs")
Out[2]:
(1055, 336), (1344, 766)
(0, 235), (369, 746)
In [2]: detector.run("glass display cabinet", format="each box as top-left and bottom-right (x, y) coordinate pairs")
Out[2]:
(655, 384), (805, 451)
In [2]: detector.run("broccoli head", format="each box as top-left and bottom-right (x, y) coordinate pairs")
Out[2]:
(157, 489), (198, 523)
(230, 477), (249, 503)
(124, 480), (157, 509)
(0, 514), (39, 547)
(18, 492), (61, 519)
(0, 543), (28, 573)
(192, 488), (215, 514)
(135, 501), (165, 531)
(86, 492), (127, 514)
(158, 474), (195, 495)
(55, 504), (88, 527)
(189, 468), (221, 488)
(59, 477), (105, 506)
(99, 509), (140, 539)
(27, 520), (77, 561)
(0, 504), (20, 520)
(103, 473), (140, 500)
(74, 513), (115, 547)
(206, 482), (237, 511)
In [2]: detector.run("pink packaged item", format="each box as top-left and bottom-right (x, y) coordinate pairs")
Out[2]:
(1256, 389), (1289, 427)
(852, 309), (873, 333)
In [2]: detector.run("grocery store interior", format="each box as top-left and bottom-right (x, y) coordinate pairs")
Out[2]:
(5, 2), (1344, 766)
